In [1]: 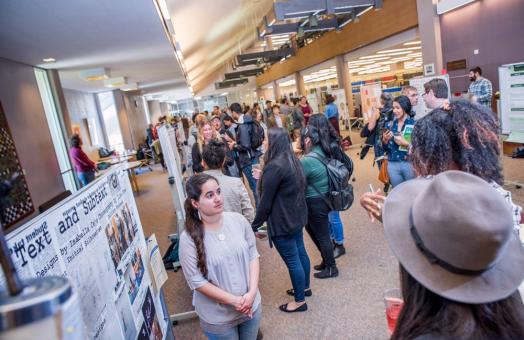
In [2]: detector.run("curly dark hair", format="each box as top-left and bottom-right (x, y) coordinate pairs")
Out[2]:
(411, 100), (502, 184)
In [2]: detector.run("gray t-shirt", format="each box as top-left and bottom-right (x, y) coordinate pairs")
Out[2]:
(179, 212), (261, 333)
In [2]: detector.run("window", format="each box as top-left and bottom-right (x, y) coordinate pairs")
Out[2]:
(34, 68), (77, 192)
(97, 91), (124, 152)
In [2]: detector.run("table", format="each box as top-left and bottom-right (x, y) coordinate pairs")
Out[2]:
(121, 161), (142, 193)
(97, 155), (132, 165)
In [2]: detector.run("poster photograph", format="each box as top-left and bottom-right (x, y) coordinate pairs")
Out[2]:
(360, 83), (382, 122)
(0, 168), (169, 340)
(125, 248), (145, 304)
(141, 287), (164, 340)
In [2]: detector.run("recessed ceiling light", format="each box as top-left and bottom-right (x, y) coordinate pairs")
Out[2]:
(42, 58), (56, 63)
(104, 76), (127, 88)
(403, 41), (421, 46)
(81, 67), (110, 81)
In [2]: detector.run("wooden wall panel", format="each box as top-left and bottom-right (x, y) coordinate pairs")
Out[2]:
(256, 0), (419, 86)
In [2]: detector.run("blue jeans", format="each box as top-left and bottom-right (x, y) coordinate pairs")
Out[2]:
(272, 229), (311, 302)
(77, 171), (95, 187)
(387, 161), (415, 188)
(328, 211), (344, 245)
(242, 159), (259, 207)
(204, 306), (262, 340)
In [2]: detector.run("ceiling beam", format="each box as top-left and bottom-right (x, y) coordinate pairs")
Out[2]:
(224, 68), (264, 80)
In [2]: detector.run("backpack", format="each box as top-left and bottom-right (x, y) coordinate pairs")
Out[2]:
(249, 120), (265, 149)
(307, 152), (354, 211)
(512, 146), (524, 159)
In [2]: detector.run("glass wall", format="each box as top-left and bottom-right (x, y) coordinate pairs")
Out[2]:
(34, 68), (77, 192)
(97, 91), (125, 152)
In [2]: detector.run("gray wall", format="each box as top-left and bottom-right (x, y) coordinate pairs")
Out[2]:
(121, 92), (148, 147)
(0, 58), (65, 228)
(63, 88), (105, 148)
(148, 100), (162, 124)
(440, 0), (524, 93)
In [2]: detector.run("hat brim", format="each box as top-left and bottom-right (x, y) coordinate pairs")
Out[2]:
(383, 177), (524, 304)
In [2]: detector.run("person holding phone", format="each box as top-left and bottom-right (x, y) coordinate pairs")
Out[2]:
(382, 95), (415, 187)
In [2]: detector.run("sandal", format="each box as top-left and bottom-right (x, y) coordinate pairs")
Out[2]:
(286, 288), (312, 297)
(279, 302), (308, 313)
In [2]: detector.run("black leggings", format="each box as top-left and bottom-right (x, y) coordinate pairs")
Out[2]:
(305, 196), (336, 267)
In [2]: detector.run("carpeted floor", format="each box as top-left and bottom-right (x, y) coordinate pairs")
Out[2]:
(132, 131), (524, 340)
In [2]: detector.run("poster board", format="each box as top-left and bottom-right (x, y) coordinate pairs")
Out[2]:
(0, 168), (169, 340)
(409, 74), (450, 119)
(157, 125), (186, 234)
(499, 62), (524, 138)
(306, 93), (320, 114)
(360, 83), (382, 122)
(331, 89), (348, 120)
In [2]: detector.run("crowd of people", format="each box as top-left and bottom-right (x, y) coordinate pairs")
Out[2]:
(172, 67), (523, 340)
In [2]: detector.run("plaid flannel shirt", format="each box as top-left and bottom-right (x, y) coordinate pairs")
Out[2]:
(468, 77), (493, 108)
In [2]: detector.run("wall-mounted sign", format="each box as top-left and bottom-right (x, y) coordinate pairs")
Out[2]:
(424, 63), (436, 76)
(446, 59), (468, 71)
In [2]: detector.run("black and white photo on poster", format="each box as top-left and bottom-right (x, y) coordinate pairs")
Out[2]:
(115, 281), (138, 340)
(137, 322), (150, 340)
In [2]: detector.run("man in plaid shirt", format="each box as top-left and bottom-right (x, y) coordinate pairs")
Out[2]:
(468, 66), (493, 108)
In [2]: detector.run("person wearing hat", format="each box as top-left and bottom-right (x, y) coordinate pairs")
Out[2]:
(383, 171), (524, 340)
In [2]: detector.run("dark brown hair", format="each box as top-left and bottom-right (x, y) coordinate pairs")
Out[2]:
(392, 265), (524, 340)
(411, 100), (502, 184)
(184, 174), (218, 278)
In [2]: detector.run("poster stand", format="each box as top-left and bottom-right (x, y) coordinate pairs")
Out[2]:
(157, 125), (199, 325)
(0, 167), (175, 339)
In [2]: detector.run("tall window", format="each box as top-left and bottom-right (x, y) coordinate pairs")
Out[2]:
(34, 68), (77, 192)
(97, 92), (124, 152)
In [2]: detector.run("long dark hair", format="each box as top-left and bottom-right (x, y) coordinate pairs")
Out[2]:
(393, 95), (412, 117)
(306, 114), (339, 157)
(392, 265), (524, 340)
(184, 174), (218, 278)
(411, 100), (502, 184)
(260, 128), (306, 197)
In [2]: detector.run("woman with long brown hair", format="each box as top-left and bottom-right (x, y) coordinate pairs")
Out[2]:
(179, 174), (261, 339)
(191, 120), (222, 173)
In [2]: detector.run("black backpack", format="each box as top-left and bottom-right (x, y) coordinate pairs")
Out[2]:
(249, 120), (265, 149)
(307, 152), (354, 211)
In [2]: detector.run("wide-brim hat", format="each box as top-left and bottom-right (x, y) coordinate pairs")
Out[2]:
(383, 171), (524, 304)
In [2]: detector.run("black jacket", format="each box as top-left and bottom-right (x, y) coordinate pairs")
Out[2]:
(252, 157), (307, 247)
(234, 114), (261, 168)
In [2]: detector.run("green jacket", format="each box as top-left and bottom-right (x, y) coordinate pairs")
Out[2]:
(301, 146), (329, 198)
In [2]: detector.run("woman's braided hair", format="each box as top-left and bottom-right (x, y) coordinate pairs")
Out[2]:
(184, 174), (218, 278)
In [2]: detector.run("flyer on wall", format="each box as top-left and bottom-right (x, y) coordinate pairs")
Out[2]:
(0, 167), (169, 340)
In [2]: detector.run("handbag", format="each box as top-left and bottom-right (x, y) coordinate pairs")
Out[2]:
(378, 159), (389, 184)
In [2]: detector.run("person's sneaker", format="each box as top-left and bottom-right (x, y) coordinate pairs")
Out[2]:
(314, 266), (339, 279)
(333, 244), (346, 259)
(313, 261), (325, 271)
(257, 329), (264, 340)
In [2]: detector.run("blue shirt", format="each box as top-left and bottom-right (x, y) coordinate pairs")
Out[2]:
(324, 103), (338, 119)
(384, 117), (415, 162)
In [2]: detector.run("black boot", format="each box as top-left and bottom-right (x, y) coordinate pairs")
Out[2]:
(333, 244), (346, 259)
(313, 261), (325, 271)
(314, 265), (339, 279)
(257, 329), (263, 340)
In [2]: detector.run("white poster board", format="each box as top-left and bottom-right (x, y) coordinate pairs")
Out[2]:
(409, 74), (450, 119)
(307, 93), (320, 114)
(499, 62), (524, 139)
(158, 126), (186, 234)
(331, 89), (348, 119)
(0, 168), (169, 340)
(360, 83), (382, 122)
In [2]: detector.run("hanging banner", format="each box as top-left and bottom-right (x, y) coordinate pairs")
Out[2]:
(0, 167), (169, 340)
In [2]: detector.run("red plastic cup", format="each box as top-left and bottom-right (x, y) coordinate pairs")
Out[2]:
(384, 288), (404, 335)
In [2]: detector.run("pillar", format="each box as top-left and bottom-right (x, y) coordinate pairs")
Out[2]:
(335, 55), (354, 116)
(272, 80), (281, 103)
(294, 71), (306, 97)
(416, 0), (444, 74)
